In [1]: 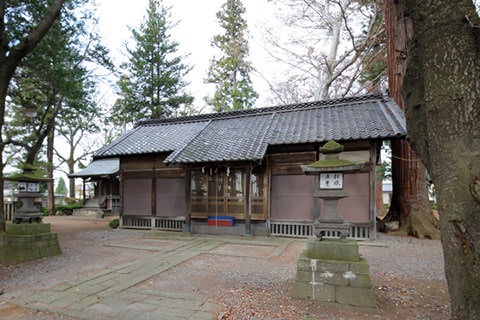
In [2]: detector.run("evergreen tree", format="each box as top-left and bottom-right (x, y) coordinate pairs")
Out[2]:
(205, 0), (258, 112)
(55, 177), (68, 195)
(111, 0), (193, 126)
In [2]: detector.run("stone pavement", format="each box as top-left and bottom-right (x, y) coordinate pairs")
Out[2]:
(12, 233), (292, 320)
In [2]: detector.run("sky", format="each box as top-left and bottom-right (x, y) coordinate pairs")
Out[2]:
(95, 0), (281, 112)
(54, 0), (285, 191)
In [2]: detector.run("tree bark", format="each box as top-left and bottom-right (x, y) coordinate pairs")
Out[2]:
(402, 0), (480, 317)
(0, 0), (66, 231)
(69, 160), (75, 198)
(381, 0), (438, 238)
(47, 122), (55, 216)
(375, 165), (385, 217)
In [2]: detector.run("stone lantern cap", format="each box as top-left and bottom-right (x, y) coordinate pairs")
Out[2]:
(301, 140), (366, 174)
(319, 140), (344, 153)
(5, 164), (51, 183)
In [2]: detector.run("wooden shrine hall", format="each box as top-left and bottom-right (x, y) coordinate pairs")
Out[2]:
(72, 92), (406, 240)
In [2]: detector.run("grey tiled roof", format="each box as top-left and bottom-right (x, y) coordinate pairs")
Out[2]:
(165, 114), (274, 163)
(266, 100), (405, 144)
(94, 92), (406, 163)
(94, 121), (208, 157)
(69, 158), (119, 177)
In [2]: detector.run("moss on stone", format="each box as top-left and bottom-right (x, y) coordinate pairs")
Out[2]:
(307, 159), (356, 168)
(5, 172), (51, 182)
(319, 140), (344, 154)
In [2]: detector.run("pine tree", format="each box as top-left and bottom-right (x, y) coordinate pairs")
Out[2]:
(111, 0), (193, 126)
(55, 177), (68, 196)
(205, 0), (258, 112)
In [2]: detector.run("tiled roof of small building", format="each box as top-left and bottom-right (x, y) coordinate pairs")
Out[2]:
(94, 92), (406, 163)
(94, 121), (208, 157)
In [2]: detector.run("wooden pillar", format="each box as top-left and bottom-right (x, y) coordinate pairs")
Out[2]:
(369, 141), (378, 239)
(82, 178), (86, 203)
(119, 173), (124, 218)
(151, 178), (156, 216)
(185, 168), (192, 233)
(245, 166), (252, 235)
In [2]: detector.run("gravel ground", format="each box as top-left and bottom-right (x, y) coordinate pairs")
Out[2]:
(0, 218), (450, 319)
(0, 217), (150, 305)
(213, 234), (449, 320)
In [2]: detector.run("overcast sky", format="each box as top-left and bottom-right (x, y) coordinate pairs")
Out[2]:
(95, 0), (281, 112)
(53, 0), (284, 188)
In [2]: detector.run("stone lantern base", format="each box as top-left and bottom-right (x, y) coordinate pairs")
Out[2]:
(291, 239), (377, 312)
(0, 223), (61, 264)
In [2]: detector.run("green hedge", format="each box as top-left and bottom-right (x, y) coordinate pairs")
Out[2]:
(109, 219), (119, 229)
(56, 203), (83, 216)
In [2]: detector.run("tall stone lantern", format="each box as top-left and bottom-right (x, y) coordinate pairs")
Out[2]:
(0, 165), (61, 264)
(301, 140), (365, 240)
(6, 164), (49, 224)
(291, 141), (377, 312)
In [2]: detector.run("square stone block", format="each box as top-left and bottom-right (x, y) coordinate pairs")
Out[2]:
(292, 281), (335, 302)
(347, 274), (372, 288)
(296, 270), (348, 287)
(297, 252), (349, 273)
(6, 223), (51, 235)
(336, 286), (377, 308)
(306, 239), (360, 261)
(348, 258), (370, 275)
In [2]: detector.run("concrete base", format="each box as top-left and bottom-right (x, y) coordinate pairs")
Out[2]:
(73, 208), (103, 218)
(191, 220), (268, 237)
(291, 239), (377, 312)
(305, 239), (360, 261)
(0, 223), (61, 264)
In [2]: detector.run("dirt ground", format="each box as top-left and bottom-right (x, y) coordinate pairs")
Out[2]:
(0, 217), (450, 319)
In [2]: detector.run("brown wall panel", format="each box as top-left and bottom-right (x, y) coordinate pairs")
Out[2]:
(271, 173), (370, 223)
(156, 178), (186, 217)
(335, 173), (370, 223)
(124, 178), (152, 215)
(122, 158), (155, 171)
(271, 175), (313, 220)
(268, 152), (317, 176)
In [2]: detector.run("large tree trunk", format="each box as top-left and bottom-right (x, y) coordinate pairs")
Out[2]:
(0, 0), (66, 231)
(402, 0), (480, 318)
(380, 0), (438, 238)
(47, 123), (55, 216)
(68, 138), (76, 198)
(375, 165), (385, 217)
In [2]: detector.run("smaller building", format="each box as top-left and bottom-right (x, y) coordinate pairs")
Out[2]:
(70, 158), (120, 214)
(72, 92), (406, 239)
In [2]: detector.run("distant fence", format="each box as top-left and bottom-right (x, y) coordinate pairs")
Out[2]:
(3, 202), (15, 222)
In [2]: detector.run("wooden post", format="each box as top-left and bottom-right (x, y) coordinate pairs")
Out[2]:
(245, 166), (252, 235)
(369, 141), (377, 239)
(119, 173), (124, 219)
(82, 178), (86, 203)
(185, 168), (192, 233)
(151, 177), (156, 216)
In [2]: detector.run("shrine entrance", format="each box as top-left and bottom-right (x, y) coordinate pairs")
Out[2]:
(190, 167), (267, 221)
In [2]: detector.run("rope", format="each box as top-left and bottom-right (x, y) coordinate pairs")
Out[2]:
(390, 155), (424, 162)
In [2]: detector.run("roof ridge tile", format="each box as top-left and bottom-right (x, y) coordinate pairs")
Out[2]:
(136, 91), (385, 127)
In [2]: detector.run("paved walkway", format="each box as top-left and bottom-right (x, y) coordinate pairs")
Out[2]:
(12, 234), (292, 320)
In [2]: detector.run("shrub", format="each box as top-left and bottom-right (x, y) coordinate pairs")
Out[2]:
(64, 197), (83, 206)
(109, 219), (119, 229)
(55, 203), (83, 216)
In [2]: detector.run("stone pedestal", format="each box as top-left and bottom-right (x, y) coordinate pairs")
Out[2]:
(292, 239), (377, 312)
(0, 223), (61, 264)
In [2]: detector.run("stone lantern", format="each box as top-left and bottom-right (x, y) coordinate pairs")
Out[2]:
(6, 164), (49, 224)
(291, 140), (377, 311)
(300, 140), (365, 240)
(0, 165), (61, 264)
